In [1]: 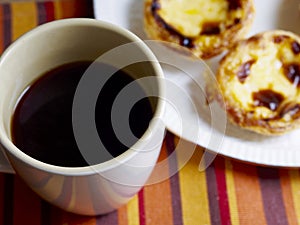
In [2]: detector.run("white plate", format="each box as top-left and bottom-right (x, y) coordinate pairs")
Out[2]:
(93, 0), (300, 167)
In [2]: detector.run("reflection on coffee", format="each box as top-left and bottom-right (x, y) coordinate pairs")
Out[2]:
(11, 61), (154, 167)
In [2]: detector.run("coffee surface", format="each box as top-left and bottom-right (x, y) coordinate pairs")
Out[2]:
(11, 61), (153, 167)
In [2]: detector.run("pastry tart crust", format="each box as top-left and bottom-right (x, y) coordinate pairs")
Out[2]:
(144, 0), (255, 59)
(216, 30), (300, 135)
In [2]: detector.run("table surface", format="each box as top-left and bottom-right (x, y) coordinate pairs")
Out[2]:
(0, 1), (299, 225)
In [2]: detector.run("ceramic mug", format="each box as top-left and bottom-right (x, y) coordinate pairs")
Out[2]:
(0, 18), (165, 215)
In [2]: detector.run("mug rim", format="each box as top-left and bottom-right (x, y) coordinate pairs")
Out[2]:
(0, 18), (165, 176)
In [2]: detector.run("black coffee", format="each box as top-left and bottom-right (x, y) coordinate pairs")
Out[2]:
(11, 61), (154, 167)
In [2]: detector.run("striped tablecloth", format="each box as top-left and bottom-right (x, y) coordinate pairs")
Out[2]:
(0, 1), (299, 224)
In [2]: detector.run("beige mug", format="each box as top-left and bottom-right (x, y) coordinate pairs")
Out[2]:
(0, 18), (165, 215)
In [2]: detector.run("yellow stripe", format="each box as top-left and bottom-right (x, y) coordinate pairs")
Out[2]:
(289, 170), (300, 225)
(126, 195), (140, 225)
(225, 160), (240, 225)
(54, 0), (64, 19)
(11, 2), (37, 41)
(178, 145), (211, 225)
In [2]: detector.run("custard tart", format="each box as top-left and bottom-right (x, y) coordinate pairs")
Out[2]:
(144, 0), (255, 59)
(216, 30), (300, 135)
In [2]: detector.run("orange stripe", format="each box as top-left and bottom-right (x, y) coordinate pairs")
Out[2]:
(178, 145), (211, 225)
(53, 0), (63, 19)
(11, 1), (37, 41)
(59, 0), (76, 18)
(61, 214), (96, 225)
(54, 0), (76, 19)
(59, 0), (93, 18)
(118, 204), (128, 225)
(143, 180), (173, 225)
(232, 162), (267, 225)
(54, 0), (92, 19)
(0, 5), (5, 53)
(60, 209), (96, 225)
(142, 143), (173, 225)
(157, 139), (169, 162)
(279, 169), (299, 225)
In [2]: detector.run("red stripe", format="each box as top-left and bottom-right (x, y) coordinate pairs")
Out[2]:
(214, 158), (231, 225)
(0, 174), (5, 224)
(138, 188), (146, 225)
(13, 176), (42, 225)
(3, 174), (14, 225)
(47, 206), (64, 225)
(73, 0), (94, 18)
(41, 201), (53, 225)
(44, 1), (55, 22)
